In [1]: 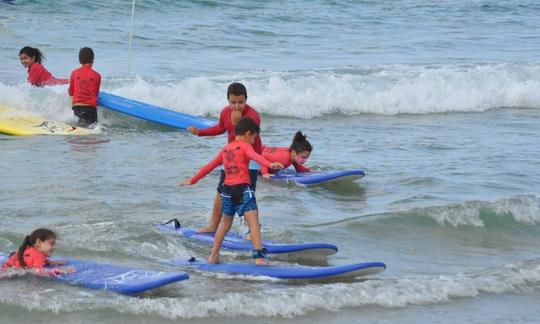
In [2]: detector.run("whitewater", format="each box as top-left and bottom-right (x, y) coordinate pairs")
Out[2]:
(1, 1), (540, 323)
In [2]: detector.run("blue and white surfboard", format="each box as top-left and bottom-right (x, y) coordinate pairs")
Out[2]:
(0, 253), (189, 295)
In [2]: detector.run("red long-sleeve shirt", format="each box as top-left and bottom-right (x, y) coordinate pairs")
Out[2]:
(190, 140), (273, 186)
(2, 246), (47, 269)
(260, 146), (311, 175)
(68, 65), (101, 107)
(197, 104), (262, 154)
(27, 63), (68, 87)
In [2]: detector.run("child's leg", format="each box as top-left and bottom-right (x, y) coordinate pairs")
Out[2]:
(208, 214), (233, 264)
(243, 210), (266, 265)
(198, 192), (222, 233)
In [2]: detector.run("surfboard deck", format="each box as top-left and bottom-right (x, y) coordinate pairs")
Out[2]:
(165, 257), (386, 280)
(269, 169), (365, 186)
(0, 253), (189, 295)
(0, 106), (98, 136)
(98, 92), (216, 130)
(156, 220), (338, 257)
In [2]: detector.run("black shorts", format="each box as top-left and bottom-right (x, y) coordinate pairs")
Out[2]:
(217, 169), (258, 193)
(72, 106), (97, 125)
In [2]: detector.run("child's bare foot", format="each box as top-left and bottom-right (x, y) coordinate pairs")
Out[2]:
(207, 254), (220, 264)
(255, 258), (268, 266)
(244, 233), (251, 241)
(197, 225), (218, 233)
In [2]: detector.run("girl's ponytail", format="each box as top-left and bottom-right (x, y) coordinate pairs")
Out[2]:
(290, 131), (312, 153)
(17, 235), (32, 268)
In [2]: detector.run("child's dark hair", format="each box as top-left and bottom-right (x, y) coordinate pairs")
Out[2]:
(227, 82), (247, 99)
(79, 47), (94, 64)
(290, 131), (312, 153)
(235, 117), (260, 136)
(17, 228), (56, 268)
(19, 46), (44, 64)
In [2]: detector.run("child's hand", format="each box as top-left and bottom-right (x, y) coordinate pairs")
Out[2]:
(47, 259), (67, 266)
(187, 126), (199, 135)
(231, 110), (242, 126)
(269, 162), (284, 170)
(52, 267), (76, 275)
(262, 173), (272, 179)
(178, 179), (192, 187)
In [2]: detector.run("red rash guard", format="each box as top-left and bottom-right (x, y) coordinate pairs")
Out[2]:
(27, 63), (68, 87)
(2, 246), (47, 269)
(68, 65), (101, 107)
(260, 146), (311, 175)
(197, 104), (262, 154)
(190, 140), (274, 186)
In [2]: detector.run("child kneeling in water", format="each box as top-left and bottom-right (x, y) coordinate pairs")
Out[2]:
(2, 228), (74, 275)
(260, 131), (313, 177)
(180, 118), (283, 265)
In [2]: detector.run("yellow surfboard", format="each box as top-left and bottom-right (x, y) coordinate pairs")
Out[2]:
(0, 106), (98, 136)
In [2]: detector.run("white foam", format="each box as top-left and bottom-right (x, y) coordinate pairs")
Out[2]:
(417, 194), (540, 227)
(109, 64), (540, 118)
(4, 63), (540, 120)
(1, 259), (539, 319)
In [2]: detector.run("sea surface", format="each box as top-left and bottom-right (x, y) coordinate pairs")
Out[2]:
(1, 1), (540, 323)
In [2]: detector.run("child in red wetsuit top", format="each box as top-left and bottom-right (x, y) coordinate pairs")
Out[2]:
(19, 46), (68, 87)
(2, 228), (73, 275)
(180, 118), (283, 265)
(68, 47), (101, 126)
(260, 131), (313, 177)
(187, 83), (262, 234)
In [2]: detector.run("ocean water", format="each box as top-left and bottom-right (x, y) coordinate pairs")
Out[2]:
(1, 0), (540, 323)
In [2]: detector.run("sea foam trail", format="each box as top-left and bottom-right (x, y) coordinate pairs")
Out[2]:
(0, 259), (539, 319)
(331, 194), (540, 229)
(2, 63), (540, 120)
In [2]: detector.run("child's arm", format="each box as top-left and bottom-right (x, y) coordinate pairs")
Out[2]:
(95, 73), (102, 97)
(293, 162), (311, 173)
(68, 71), (75, 97)
(260, 164), (271, 177)
(47, 259), (68, 266)
(244, 144), (284, 171)
(188, 110), (226, 136)
(180, 149), (223, 186)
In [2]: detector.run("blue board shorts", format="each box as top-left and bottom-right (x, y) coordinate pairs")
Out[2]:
(217, 169), (258, 193)
(220, 184), (257, 217)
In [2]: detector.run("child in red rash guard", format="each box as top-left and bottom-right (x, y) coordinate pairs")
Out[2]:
(19, 46), (68, 87)
(180, 118), (283, 265)
(260, 131), (313, 177)
(68, 47), (101, 127)
(186, 83), (262, 234)
(2, 228), (74, 275)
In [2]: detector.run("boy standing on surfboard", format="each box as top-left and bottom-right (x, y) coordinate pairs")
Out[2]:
(68, 47), (101, 127)
(187, 83), (262, 233)
(181, 118), (283, 265)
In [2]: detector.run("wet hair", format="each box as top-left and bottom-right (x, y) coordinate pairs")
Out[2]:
(17, 228), (56, 268)
(235, 117), (260, 136)
(79, 47), (94, 64)
(19, 46), (44, 64)
(290, 131), (312, 153)
(227, 82), (247, 99)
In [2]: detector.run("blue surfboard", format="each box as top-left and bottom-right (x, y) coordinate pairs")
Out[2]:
(165, 257), (386, 280)
(156, 219), (338, 257)
(269, 169), (365, 186)
(98, 92), (216, 130)
(0, 253), (189, 295)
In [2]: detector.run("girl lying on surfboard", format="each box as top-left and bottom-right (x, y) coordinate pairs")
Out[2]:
(19, 46), (68, 87)
(260, 131), (313, 177)
(2, 228), (74, 275)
